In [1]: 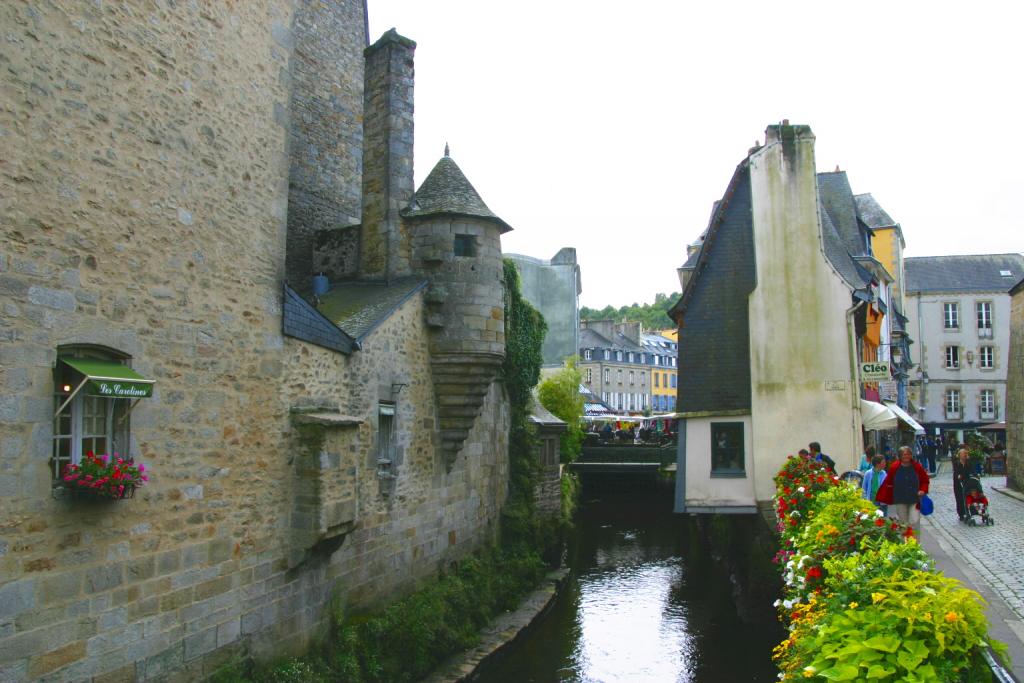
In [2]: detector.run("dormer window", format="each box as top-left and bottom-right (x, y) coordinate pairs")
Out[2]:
(453, 234), (476, 257)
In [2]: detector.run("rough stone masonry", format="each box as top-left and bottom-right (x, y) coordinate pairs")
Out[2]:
(0, 2), (511, 681)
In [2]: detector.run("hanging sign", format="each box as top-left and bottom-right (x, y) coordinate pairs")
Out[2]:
(859, 361), (890, 382)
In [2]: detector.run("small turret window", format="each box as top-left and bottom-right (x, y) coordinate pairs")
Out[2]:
(453, 234), (476, 257)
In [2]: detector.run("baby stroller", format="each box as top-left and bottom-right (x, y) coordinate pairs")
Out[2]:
(963, 476), (994, 527)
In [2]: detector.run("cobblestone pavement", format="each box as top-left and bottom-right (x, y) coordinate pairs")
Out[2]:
(923, 467), (1024, 620)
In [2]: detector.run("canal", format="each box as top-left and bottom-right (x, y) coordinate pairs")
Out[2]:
(475, 476), (783, 682)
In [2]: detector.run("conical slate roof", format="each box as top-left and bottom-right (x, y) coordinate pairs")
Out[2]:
(402, 153), (512, 233)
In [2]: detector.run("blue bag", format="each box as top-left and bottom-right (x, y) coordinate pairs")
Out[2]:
(920, 494), (934, 516)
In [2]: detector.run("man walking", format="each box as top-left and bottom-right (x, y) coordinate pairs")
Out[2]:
(875, 445), (930, 536)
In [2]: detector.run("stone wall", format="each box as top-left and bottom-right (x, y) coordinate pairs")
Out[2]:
(1007, 285), (1024, 490)
(284, 0), (366, 291)
(0, 3), (510, 681)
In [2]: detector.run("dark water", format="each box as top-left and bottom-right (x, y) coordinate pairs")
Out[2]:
(476, 478), (783, 683)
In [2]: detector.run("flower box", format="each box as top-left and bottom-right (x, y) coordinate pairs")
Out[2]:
(61, 451), (147, 500)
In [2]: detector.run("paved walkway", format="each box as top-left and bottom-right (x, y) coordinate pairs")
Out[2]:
(920, 467), (1024, 680)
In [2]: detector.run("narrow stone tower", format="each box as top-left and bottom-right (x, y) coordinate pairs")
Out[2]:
(404, 149), (511, 465)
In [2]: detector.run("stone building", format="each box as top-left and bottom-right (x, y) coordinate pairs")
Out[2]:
(905, 254), (1024, 441)
(1007, 278), (1024, 491)
(1, 4), (512, 681)
(578, 320), (652, 414)
(505, 249), (582, 368)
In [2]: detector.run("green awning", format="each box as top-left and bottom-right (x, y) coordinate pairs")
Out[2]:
(61, 358), (154, 399)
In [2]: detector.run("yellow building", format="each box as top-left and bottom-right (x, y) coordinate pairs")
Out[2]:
(646, 331), (677, 412)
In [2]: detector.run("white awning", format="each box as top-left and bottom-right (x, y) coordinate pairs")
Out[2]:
(860, 399), (898, 431)
(883, 400), (926, 435)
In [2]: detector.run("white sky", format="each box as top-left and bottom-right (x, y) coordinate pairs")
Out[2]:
(368, 1), (1024, 309)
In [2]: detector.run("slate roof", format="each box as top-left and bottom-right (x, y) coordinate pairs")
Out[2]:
(317, 277), (427, 342)
(528, 399), (567, 428)
(819, 202), (873, 290)
(579, 327), (613, 349)
(402, 154), (512, 233)
(854, 193), (896, 229)
(905, 254), (1024, 293)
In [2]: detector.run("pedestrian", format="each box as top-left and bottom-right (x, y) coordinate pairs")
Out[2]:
(861, 454), (887, 513)
(924, 436), (937, 474)
(858, 445), (876, 473)
(875, 445), (930, 537)
(952, 448), (972, 521)
(808, 442), (836, 473)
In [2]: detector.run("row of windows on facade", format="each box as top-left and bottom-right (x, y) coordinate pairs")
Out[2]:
(942, 388), (999, 420)
(601, 392), (649, 411)
(942, 301), (996, 335)
(942, 345), (997, 370)
(582, 348), (677, 367)
(584, 367), (676, 388)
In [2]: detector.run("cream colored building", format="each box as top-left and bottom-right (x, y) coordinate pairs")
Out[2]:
(671, 123), (897, 513)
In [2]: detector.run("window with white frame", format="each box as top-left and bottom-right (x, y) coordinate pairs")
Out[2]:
(943, 302), (959, 329)
(670, 374), (677, 389)
(628, 352), (634, 363)
(603, 349), (610, 360)
(976, 301), (992, 336)
(629, 370), (635, 386)
(584, 349), (592, 360)
(586, 368), (593, 383)
(654, 373), (660, 388)
(616, 351), (623, 361)
(640, 353), (646, 363)
(617, 369), (622, 383)
(945, 389), (961, 417)
(944, 345), (960, 369)
(979, 346), (994, 369)
(980, 389), (996, 419)
(654, 355), (661, 366)
(604, 368), (610, 384)
(52, 349), (145, 480)
(671, 357), (676, 367)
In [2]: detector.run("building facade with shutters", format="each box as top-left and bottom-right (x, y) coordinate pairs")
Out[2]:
(906, 254), (1024, 439)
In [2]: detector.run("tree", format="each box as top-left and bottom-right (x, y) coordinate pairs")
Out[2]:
(579, 292), (681, 331)
(537, 356), (585, 463)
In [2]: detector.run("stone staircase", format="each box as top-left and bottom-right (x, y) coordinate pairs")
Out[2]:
(431, 353), (503, 468)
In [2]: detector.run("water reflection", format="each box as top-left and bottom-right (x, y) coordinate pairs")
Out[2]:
(476, 481), (781, 682)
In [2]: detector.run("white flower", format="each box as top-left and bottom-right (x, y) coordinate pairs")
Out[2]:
(773, 599), (781, 607)
(875, 509), (884, 517)
(797, 486), (805, 493)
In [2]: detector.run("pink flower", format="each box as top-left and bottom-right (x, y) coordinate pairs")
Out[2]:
(141, 475), (148, 481)
(138, 463), (145, 474)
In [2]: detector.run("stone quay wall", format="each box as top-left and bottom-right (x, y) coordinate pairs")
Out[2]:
(0, 2), (510, 681)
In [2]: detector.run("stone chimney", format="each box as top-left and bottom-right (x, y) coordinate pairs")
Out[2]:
(360, 29), (416, 280)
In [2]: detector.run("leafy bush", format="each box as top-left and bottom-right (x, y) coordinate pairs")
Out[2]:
(538, 356), (585, 463)
(771, 454), (1006, 681)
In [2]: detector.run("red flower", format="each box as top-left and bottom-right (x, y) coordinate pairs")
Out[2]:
(875, 518), (886, 527)
(806, 566), (822, 580)
(903, 527), (915, 538)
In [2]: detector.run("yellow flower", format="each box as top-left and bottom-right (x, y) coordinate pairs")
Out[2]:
(803, 666), (817, 677)
(945, 612), (959, 623)
(848, 601), (859, 609)
(923, 612), (932, 621)
(871, 592), (887, 604)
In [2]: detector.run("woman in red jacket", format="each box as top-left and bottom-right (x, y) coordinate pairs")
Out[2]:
(875, 445), (930, 537)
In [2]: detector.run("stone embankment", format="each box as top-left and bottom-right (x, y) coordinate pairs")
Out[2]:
(421, 568), (569, 683)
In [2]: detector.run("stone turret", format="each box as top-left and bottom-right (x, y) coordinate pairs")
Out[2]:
(404, 149), (511, 465)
